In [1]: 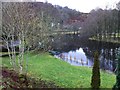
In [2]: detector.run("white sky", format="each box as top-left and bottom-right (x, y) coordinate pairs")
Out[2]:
(36, 0), (120, 13)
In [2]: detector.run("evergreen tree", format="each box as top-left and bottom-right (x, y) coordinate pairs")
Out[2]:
(91, 51), (101, 89)
(113, 48), (120, 89)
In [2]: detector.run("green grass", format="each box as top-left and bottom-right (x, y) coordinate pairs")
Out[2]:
(1, 52), (116, 88)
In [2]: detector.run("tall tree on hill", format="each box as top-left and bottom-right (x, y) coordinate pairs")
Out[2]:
(28, 2), (60, 51)
(117, 2), (120, 41)
(91, 51), (101, 89)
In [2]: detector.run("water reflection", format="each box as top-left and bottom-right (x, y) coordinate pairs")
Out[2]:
(56, 48), (93, 66)
(99, 48), (118, 72)
(56, 47), (119, 72)
(52, 35), (120, 73)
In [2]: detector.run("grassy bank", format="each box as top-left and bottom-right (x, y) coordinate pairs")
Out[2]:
(1, 52), (116, 88)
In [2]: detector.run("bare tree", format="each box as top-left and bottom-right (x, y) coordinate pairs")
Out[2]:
(2, 2), (60, 73)
(2, 2), (37, 74)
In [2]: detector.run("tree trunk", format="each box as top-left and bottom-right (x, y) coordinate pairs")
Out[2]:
(6, 41), (13, 66)
(18, 31), (24, 74)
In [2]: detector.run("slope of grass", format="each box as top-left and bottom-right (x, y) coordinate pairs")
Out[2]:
(1, 52), (116, 88)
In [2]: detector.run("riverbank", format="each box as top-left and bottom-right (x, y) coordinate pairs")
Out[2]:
(89, 36), (120, 44)
(1, 52), (116, 88)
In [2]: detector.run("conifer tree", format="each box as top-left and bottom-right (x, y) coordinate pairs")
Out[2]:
(91, 51), (101, 89)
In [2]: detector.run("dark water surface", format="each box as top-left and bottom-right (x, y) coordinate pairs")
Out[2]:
(52, 35), (120, 72)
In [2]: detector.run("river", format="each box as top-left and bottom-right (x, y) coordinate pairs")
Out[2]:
(52, 34), (120, 73)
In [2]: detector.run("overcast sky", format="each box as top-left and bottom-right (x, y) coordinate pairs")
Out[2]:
(36, 0), (120, 13)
